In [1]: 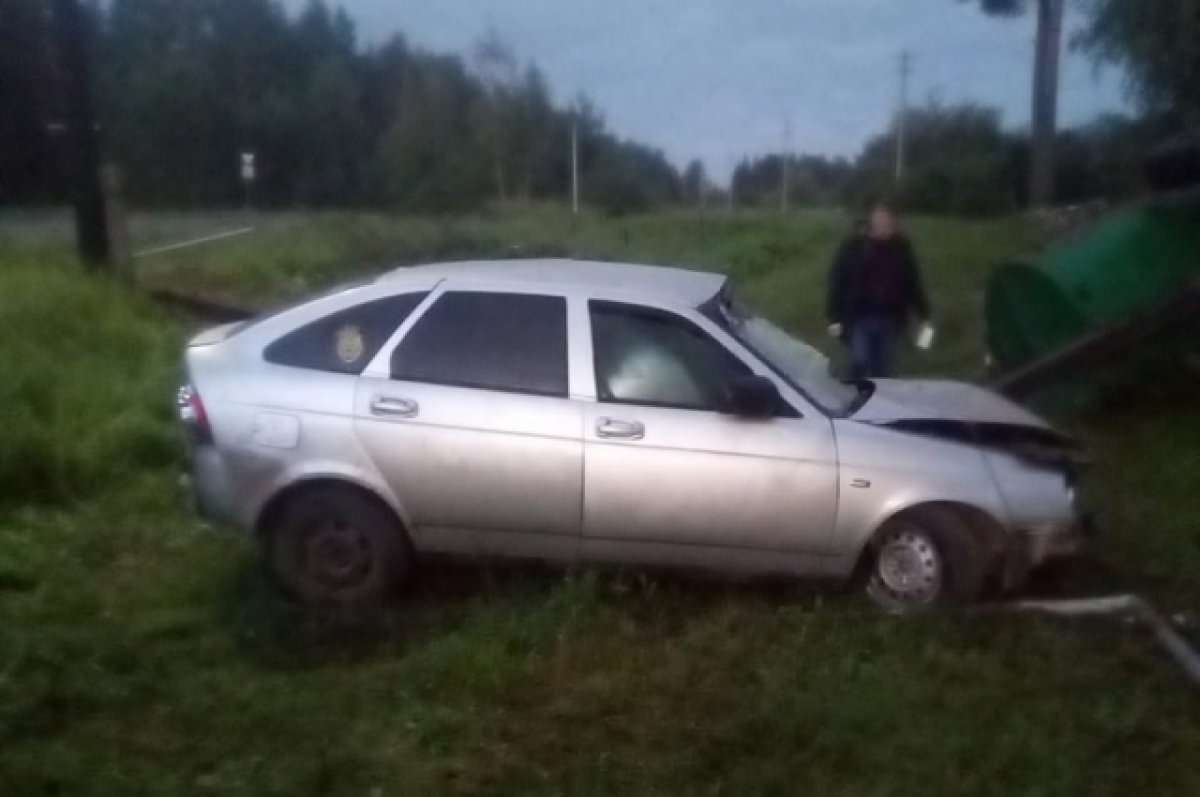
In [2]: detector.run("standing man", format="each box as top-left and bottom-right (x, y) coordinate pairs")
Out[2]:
(826, 203), (932, 379)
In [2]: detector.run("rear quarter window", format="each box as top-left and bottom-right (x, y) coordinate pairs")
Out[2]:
(264, 292), (427, 374)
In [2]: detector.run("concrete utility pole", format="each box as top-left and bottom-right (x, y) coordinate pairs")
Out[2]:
(570, 114), (580, 216)
(53, 0), (111, 271)
(780, 118), (792, 211)
(895, 49), (912, 187)
(1029, 0), (1064, 208)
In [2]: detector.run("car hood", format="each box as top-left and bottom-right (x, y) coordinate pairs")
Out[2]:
(849, 379), (1087, 466)
(853, 379), (1050, 429)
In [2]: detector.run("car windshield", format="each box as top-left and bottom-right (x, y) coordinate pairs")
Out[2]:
(708, 294), (861, 415)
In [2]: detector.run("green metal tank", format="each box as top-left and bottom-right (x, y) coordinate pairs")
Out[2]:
(986, 200), (1200, 369)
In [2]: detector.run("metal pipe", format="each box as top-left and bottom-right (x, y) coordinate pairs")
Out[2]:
(1013, 594), (1200, 687)
(133, 227), (255, 258)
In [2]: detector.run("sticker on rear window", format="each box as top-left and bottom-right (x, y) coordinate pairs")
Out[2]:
(335, 324), (365, 364)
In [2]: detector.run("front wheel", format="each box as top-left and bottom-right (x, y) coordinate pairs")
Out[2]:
(863, 507), (988, 613)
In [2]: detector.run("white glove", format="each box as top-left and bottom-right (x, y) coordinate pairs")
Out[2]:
(828, 322), (843, 339)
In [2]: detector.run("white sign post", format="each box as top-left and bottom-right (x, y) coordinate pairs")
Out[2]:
(240, 152), (256, 211)
(240, 152), (257, 182)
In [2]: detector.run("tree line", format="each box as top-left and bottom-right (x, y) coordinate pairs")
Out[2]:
(0, 0), (1196, 216)
(729, 103), (1172, 215)
(0, 0), (680, 213)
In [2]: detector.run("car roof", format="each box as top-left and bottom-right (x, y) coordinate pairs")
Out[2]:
(378, 258), (727, 306)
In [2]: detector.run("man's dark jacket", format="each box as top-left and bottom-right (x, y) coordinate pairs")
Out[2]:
(826, 233), (930, 329)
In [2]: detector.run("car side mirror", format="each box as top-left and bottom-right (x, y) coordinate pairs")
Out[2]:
(721, 375), (781, 419)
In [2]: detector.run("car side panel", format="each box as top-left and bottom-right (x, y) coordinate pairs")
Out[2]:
(581, 406), (839, 554)
(829, 419), (1011, 563)
(353, 379), (584, 550)
(187, 342), (402, 530)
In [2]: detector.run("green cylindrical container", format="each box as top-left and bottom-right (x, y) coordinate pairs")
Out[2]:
(986, 201), (1200, 369)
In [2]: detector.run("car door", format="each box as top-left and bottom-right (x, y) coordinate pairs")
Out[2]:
(580, 299), (838, 561)
(354, 289), (582, 561)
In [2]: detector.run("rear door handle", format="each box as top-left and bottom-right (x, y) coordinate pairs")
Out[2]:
(596, 417), (645, 440)
(370, 395), (419, 418)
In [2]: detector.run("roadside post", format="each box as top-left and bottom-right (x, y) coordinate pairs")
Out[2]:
(240, 152), (257, 214)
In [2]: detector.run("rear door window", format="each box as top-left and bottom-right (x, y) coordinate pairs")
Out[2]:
(390, 291), (568, 396)
(264, 292), (427, 374)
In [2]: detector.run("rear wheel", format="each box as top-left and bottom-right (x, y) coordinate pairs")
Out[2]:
(864, 507), (988, 612)
(265, 486), (410, 606)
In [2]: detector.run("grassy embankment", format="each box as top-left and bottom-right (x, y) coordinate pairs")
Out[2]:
(1, 207), (1198, 796)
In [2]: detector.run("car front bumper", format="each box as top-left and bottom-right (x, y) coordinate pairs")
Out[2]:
(1002, 513), (1096, 589)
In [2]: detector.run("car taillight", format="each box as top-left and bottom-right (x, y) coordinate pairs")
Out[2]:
(177, 384), (213, 444)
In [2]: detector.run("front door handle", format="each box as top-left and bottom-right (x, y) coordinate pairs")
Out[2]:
(596, 417), (645, 440)
(370, 395), (419, 418)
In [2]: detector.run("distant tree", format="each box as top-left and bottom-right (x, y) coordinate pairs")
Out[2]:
(585, 138), (679, 216)
(512, 67), (556, 199)
(295, 58), (370, 205)
(731, 154), (852, 207)
(1076, 0), (1200, 127)
(377, 52), (489, 211)
(681, 159), (707, 205)
(854, 100), (1019, 214)
(471, 27), (520, 201)
(965, 0), (1064, 208)
(294, 0), (355, 68)
(102, 0), (305, 204)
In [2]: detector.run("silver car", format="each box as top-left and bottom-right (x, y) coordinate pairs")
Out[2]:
(179, 259), (1087, 611)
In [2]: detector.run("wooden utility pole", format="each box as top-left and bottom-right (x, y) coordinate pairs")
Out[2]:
(52, 0), (111, 271)
(1029, 0), (1064, 208)
(895, 49), (912, 187)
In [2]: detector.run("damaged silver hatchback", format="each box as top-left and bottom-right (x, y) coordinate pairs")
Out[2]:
(179, 259), (1088, 611)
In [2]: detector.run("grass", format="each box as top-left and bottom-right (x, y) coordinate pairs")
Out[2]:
(124, 204), (1045, 374)
(0, 252), (180, 510)
(1, 205), (1198, 795)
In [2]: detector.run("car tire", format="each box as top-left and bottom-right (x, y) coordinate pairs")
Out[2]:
(863, 506), (988, 613)
(265, 485), (411, 606)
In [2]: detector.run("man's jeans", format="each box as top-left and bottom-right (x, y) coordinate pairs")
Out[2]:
(849, 315), (899, 380)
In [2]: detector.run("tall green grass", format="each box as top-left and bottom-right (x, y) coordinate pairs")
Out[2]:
(125, 205), (1045, 380)
(0, 252), (180, 508)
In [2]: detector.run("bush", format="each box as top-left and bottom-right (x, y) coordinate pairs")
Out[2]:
(0, 252), (182, 508)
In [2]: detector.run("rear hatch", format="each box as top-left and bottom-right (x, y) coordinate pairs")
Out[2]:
(188, 321), (246, 347)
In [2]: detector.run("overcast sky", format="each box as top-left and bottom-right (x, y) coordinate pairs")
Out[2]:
(283, 0), (1129, 182)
